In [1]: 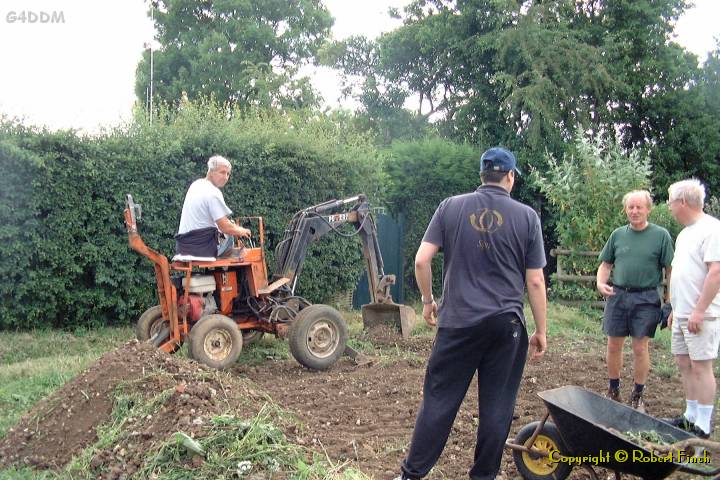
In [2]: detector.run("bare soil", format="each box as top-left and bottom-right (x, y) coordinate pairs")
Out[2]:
(235, 331), (693, 480)
(0, 332), (705, 479)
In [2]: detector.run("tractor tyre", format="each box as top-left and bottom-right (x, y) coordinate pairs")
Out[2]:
(241, 329), (264, 345)
(288, 304), (348, 370)
(136, 305), (167, 342)
(512, 421), (572, 480)
(188, 314), (243, 370)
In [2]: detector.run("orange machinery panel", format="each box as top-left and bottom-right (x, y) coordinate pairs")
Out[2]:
(214, 270), (239, 316)
(242, 248), (268, 297)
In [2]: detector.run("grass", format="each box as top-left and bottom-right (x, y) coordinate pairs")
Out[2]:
(0, 326), (132, 364)
(533, 303), (720, 380)
(2, 381), (370, 480)
(0, 326), (133, 437)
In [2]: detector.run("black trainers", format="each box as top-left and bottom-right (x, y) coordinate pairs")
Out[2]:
(630, 391), (646, 414)
(607, 386), (621, 403)
(660, 415), (695, 432)
(689, 424), (711, 439)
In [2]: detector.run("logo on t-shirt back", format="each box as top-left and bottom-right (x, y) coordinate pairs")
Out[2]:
(469, 209), (504, 234)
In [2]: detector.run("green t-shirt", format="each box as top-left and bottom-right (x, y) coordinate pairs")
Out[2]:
(598, 223), (674, 289)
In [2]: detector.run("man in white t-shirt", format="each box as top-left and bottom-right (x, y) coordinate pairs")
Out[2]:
(663, 179), (720, 439)
(175, 155), (251, 258)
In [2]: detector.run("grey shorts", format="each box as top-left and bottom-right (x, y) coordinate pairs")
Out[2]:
(602, 288), (661, 339)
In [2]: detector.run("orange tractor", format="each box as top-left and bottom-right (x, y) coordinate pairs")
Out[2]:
(123, 194), (415, 370)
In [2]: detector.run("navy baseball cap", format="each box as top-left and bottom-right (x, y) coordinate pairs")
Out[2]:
(480, 147), (522, 176)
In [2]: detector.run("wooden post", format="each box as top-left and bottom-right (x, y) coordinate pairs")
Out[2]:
(557, 255), (565, 288)
(551, 248), (606, 308)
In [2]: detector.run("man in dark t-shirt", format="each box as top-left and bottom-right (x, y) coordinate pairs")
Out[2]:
(396, 147), (548, 480)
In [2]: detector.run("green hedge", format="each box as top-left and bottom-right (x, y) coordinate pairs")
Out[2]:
(384, 138), (481, 295)
(0, 106), (384, 329)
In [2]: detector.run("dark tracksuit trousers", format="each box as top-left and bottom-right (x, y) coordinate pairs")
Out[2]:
(401, 313), (529, 480)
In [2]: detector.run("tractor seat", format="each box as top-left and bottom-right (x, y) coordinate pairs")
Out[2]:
(172, 254), (216, 262)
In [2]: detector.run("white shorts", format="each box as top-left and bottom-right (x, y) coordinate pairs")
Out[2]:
(671, 317), (720, 360)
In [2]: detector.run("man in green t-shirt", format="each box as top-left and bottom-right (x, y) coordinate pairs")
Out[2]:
(596, 190), (674, 413)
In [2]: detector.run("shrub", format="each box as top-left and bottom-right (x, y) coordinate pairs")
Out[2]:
(0, 104), (384, 329)
(706, 195), (720, 218)
(384, 138), (480, 295)
(530, 132), (652, 300)
(530, 132), (652, 252)
(649, 203), (682, 241)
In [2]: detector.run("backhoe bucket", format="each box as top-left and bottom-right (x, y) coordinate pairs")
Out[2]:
(361, 303), (416, 339)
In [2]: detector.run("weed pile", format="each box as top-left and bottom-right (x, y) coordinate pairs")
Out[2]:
(0, 340), (361, 479)
(624, 430), (671, 446)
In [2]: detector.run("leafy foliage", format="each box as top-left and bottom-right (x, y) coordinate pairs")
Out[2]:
(530, 131), (653, 301)
(327, 0), (719, 199)
(318, 36), (434, 145)
(706, 196), (720, 219)
(647, 48), (720, 196)
(383, 137), (481, 294)
(0, 104), (383, 329)
(136, 0), (333, 110)
(530, 132), (652, 252)
(649, 203), (683, 241)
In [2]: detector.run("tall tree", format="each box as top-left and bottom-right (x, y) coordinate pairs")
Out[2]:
(135, 0), (333, 110)
(323, 0), (620, 153)
(325, 0), (711, 157)
(646, 47), (720, 195)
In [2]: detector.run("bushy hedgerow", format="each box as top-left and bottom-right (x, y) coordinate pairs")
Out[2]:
(0, 105), (384, 329)
(384, 138), (481, 296)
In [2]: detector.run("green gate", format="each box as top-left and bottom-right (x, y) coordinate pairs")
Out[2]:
(352, 212), (405, 309)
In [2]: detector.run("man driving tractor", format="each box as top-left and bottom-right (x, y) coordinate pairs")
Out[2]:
(175, 155), (251, 258)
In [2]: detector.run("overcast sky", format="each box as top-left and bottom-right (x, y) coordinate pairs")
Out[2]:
(0, 0), (717, 133)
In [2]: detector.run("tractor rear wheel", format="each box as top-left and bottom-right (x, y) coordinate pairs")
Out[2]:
(288, 304), (347, 370)
(241, 329), (264, 345)
(188, 314), (243, 369)
(136, 305), (167, 342)
(512, 421), (572, 480)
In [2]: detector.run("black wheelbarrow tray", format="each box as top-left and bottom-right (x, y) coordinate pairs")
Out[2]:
(506, 385), (720, 480)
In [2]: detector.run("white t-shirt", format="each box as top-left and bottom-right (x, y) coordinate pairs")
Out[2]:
(670, 214), (720, 318)
(177, 178), (232, 235)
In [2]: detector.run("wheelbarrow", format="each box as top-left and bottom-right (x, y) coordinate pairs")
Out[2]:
(506, 385), (720, 480)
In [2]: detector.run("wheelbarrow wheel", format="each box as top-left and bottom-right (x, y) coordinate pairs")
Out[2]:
(512, 420), (572, 480)
(289, 304), (348, 370)
(188, 314), (243, 369)
(136, 305), (167, 341)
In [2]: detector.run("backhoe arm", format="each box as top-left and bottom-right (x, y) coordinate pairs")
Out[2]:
(272, 194), (394, 302)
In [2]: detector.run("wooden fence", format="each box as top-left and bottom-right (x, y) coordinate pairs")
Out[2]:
(550, 248), (605, 308)
(550, 248), (667, 308)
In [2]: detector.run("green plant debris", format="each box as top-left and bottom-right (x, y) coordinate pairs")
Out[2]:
(624, 430), (671, 445)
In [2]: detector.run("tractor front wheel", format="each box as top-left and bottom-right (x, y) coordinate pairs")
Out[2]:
(512, 421), (572, 480)
(188, 314), (243, 369)
(288, 304), (347, 370)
